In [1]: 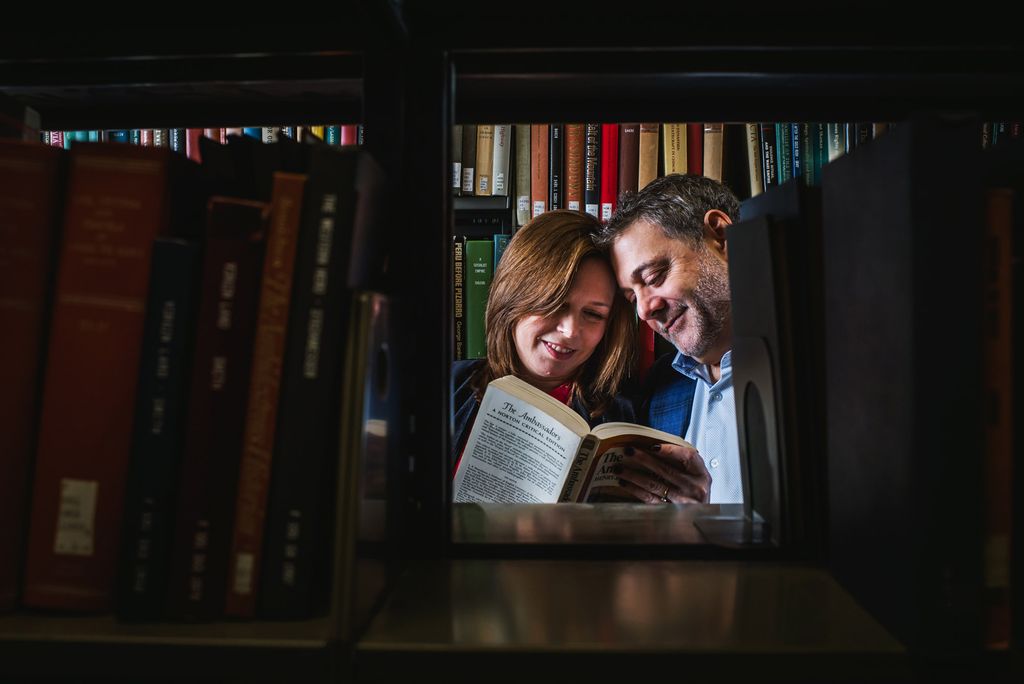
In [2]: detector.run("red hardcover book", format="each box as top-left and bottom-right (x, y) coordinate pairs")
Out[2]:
(600, 124), (619, 223)
(687, 123), (703, 177)
(0, 141), (66, 610)
(340, 124), (358, 145)
(186, 129), (203, 163)
(140, 130), (153, 147)
(530, 124), (549, 218)
(22, 144), (195, 611)
(167, 197), (268, 620)
(564, 124), (585, 212)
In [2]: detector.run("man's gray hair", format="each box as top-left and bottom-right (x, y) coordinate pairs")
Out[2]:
(597, 174), (740, 248)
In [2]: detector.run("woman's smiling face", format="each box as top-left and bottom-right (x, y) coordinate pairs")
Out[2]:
(512, 257), (615, 392)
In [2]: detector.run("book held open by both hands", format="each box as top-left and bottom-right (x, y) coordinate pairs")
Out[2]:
(452, 375), (689, 504)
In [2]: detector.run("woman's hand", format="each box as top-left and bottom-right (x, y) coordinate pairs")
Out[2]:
(616, 443), (711, 504)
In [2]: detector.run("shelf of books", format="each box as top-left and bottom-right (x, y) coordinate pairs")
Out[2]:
(0, 96), (405, 680)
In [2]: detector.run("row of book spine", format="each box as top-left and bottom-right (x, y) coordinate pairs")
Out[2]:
(453, 121), (1024, 229)
(42, 124), (364, 162)
(0, 131), (383, 622)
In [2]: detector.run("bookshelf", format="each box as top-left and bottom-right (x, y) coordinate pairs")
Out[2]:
(0, 17), (407, 684)
(2, 7), (1024, 683)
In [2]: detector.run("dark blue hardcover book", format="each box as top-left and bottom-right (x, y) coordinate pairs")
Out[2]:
(243, 127), (262, 139)
(493, 232), (511, 272)
(116, 238), (202, 621)
(169, 129), (186, 153)
(790, 122), (803, 180)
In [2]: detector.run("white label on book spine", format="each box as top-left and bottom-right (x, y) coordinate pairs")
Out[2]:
(493, 173), (505, 194)
(601, 203), (612, 221)
(462, 169), (474, 193)
(517, 196), (530, 213)
(585, 203), (599, 218)
(54, 479), (98, 556)
(477, 176), (489, 194)
(452, 162), (462, 189)
(568, 201), (580, 211)
(233, 553), (255, 594)
(532, 201), (545, 218)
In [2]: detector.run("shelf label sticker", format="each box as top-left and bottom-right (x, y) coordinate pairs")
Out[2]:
(54, 478), (98, 556)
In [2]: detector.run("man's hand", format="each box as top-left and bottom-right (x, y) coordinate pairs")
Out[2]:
(616, 442), (711, 504)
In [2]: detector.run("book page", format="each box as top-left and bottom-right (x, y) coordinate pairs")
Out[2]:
(453, 383), (585, 504)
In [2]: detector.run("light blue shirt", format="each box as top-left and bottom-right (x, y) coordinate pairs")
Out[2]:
(673, 350), (743, 504)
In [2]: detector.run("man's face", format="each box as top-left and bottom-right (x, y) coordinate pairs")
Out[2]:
(609, 219), (731, 362)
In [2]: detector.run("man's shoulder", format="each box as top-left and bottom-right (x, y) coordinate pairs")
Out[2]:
(644, 352), (696, 393)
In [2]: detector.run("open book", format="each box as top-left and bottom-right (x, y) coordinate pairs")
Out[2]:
(452, 374), (690, 504)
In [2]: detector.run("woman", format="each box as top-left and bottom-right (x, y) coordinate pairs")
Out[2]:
(452, 210), (636, 470)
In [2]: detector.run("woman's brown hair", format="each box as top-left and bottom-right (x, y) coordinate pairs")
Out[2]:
(469, 210), (635, 417)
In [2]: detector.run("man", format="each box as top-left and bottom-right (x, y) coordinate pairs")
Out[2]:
(597, 174), (741, 504)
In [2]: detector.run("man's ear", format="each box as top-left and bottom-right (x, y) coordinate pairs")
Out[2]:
(702, 209), (732, 257)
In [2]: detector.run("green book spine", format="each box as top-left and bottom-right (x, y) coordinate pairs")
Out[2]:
(775, 123), (792, 183)
(465, 239), (494, 359)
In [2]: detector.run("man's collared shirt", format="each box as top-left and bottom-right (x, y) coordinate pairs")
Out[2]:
(673, 350), (743, 504)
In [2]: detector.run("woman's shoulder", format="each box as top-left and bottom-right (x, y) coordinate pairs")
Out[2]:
(452, 359), (484, 389)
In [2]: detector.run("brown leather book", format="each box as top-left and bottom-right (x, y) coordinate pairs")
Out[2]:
(638, 124), (659, 190)
(23, 143), (198, 611)
(0, 141), (66, 610)
(224, 173), (307, 617)
(530, 124), (549, 218)
(564, 124), (585, 211)
(618, 123), (640, 197)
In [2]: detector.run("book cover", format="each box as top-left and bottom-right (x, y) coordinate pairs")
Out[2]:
(115, 238), (202, 621)
(474, 125), (494, 196)
(0, 141), (66, 610)
(461, 124), (477, 195)
(514, 124), (531, 225)
(638, 123), (659, 190)
(583, 123), (601, 219)
(167, 198), (269, 621)
(618, 123), (640, 196)
(224, 173), (307, 618)
(759, 123), (778, 187)
(703, 123), (724, 182)
(687, 123), (703, 178)
(451, 124), (463, 195)
(600, 123), (619, 222)
(23, 144), (202, 611)
(548, 124), (563, 210)
(662, 123), (686, 175)
(564, 123), (585, 211)
(530, 124), (549, 218)
(491, 124), (511, 197)
(452, 236), (465, 361)
(259, 147), (367, 619)
(775, 123), (793, 184)
(463, 239), (493, 360)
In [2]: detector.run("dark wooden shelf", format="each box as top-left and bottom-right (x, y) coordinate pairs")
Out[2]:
(0, 52), (363, 130)
(357, 558), (907, 682)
